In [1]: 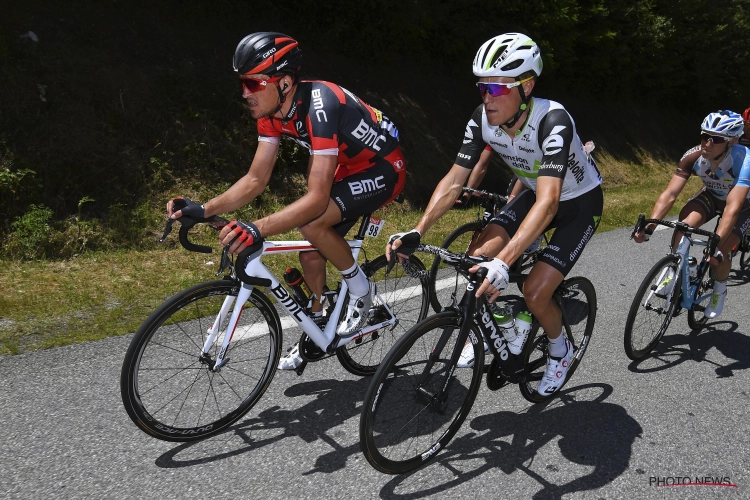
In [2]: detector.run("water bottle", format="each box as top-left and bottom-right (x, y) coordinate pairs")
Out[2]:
(492, 305), (517, 344)
(511, 311), (533, 355)
(688, 256), (698, 280)
(283, 268), (312, 307)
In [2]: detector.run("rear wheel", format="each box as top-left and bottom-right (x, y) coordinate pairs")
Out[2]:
(428, 221), (483, 313)
(359, 313), (484, 474)
(740, 233), (750, 269)
(337, 255), (430, 376)
(624, 255), (681, 360)
(519, 277), (597, 402)
(120, 280), (282, 441)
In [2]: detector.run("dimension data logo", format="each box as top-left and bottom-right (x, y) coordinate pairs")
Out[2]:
(649, 476), (737, 488)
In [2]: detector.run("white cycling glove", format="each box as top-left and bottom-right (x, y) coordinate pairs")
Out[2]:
(478, 258), (510, 293)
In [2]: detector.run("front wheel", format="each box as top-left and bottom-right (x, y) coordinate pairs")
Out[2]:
(337, 254), (430, 376)
(120, 280), (282, 442)
(359, 313), (484, 474)
(687, 273), (715, 330)
(519, 276), (597, 403)
(624, 255), (681, 360)
(428, 221), (483, 313)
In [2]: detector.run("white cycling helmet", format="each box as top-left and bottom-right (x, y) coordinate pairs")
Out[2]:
(701, 110), (744, 138)
(473, 33), (543, 79)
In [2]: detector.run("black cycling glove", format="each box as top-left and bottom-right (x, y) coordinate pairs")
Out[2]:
(172, 196), (207, 221)
(388, 229), (421, 257)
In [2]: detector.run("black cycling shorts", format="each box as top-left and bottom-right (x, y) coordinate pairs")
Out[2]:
(488, 185), (603, 276)
(684, 187), (750, 239)
(330, 147), (406, 236)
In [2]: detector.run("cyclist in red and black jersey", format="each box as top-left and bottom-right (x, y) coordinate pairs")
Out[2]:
(167, 32), (406, 370)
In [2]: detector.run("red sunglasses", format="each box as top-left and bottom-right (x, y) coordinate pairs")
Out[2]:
(240, 76), (283, 93)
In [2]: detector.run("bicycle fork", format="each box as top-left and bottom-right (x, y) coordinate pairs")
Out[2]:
(200, 283), (253, 371)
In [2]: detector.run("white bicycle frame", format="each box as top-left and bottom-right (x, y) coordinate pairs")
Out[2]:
(202, 236), (397, 371)
(645, 234), (711, 311)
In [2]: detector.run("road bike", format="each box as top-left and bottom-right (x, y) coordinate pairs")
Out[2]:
(358, 244), (596, 474)
(624, 215), (721, 361)
(428, 187), (548, 313)
(121, 213), (430, 442)
(738, 230), (750, 269)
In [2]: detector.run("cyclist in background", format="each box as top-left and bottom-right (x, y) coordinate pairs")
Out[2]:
(167, 32), (406, 370)
(741, 107), (750, 148)
(634, 110), (750, 318)
(388, 33), (603, 396)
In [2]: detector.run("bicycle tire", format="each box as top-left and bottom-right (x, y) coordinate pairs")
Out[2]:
(687, 273), (714, 330)
(428, 221), (483, 313)
(359, 312), (484, 474)
(337, 254), (430, 376)
(121, 280), (282, 442)
(518, 276), (597, 403)
(740, 233), (750, 269)
(624, 255), (681, 360)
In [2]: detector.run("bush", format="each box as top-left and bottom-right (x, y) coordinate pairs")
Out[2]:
(4, 204), (54, 260)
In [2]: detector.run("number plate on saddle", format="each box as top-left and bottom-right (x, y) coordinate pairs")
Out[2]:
(366, 216), (385, 238)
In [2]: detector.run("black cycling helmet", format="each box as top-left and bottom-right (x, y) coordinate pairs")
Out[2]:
(233, 32), (302, 81)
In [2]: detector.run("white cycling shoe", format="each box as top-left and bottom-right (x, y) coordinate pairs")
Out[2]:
(457, 341), (489, 368)
(537, 339), (573, 396)
(336, 283), (374, 338)
(705, 288), (727, 319)
(278, 343), (304, 370)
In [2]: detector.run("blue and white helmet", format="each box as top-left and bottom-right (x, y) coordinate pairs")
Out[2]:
(473, 33), (543, 79)
(701, 110), (745, 138)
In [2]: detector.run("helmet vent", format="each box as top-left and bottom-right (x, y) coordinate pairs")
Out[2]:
(501, 60), (523, 71)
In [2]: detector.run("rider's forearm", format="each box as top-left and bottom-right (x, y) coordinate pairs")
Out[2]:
(254, 191), (330, 237)
(649, 191), (678, 222)
(415, 171), (466, 235)
(497, 198), (556, 265)
(203, 174), (265, 217)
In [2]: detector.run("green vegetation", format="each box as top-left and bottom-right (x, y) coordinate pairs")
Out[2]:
(0, 1), (744, 352)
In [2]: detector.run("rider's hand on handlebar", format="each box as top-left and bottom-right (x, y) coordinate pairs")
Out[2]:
(469, 258), (510, 301)
(169, 196), (206, 221)
(220, 220), (263, 255)
(386, 230), (421, 262)
(633, 225), (655, 243)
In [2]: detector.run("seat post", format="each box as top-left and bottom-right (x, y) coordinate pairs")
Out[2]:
(354, 214), (373, 240)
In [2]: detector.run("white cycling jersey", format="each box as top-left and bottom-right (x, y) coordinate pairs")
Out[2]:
(676, 144), (750, 200)
(456, 98), (602, 201)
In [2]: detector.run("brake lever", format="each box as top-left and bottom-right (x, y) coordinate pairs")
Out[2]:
(216, 245), (234, 277)
(159, 219), (175, 244)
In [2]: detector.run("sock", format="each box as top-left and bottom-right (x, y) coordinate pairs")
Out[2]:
(340, 262), (369, 297)
(548, 331), (568, 358)
(713, 280), (727, 294)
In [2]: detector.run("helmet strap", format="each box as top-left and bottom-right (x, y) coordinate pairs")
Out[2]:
(503, 83), (532, 128)
(271, 81), (286, 116)
(713, 143), (730, 162)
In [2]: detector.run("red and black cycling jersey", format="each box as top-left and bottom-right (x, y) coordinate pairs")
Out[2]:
(257, 80), (400, 180)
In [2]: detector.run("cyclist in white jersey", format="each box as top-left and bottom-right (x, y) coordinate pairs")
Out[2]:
(388, 33), (603, 396)
(741, 107), (750, 148)
(635, 110), (750, 318)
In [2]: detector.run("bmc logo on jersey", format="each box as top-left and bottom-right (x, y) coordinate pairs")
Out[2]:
(542, 125), (567, 155)
(349, 176), (385, 195)
(311, 89), (327, 123)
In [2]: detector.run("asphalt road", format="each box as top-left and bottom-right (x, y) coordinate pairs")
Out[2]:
(2, 221), (749, 499)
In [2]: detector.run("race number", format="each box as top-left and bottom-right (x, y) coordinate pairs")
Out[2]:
(366, 216), (385, 238)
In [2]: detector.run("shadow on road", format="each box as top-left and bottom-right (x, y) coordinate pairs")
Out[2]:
(377, 383), (641, 500)
(154, 376), (370, 470)
(628, 320), (750, 377)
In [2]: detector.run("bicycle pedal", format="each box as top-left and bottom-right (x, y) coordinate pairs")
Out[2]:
(294, 360), (308, 376)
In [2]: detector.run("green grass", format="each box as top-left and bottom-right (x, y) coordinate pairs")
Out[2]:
(0, 152), (704, 355)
